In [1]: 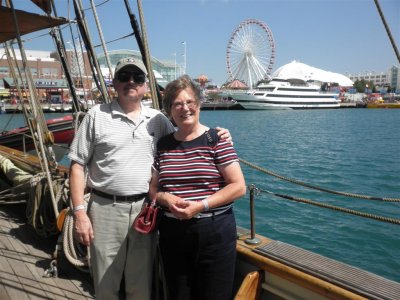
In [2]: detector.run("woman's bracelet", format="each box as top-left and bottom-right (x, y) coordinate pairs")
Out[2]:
(201, 199), (210, 211)
(72, 204), (86, 213)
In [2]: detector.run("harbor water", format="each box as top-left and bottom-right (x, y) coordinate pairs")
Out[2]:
(1, 109), (399, 283)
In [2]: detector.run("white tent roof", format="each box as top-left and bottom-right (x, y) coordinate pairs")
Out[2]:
(272, 60), (353, 86)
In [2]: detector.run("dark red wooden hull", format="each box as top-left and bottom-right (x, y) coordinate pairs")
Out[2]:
(0, 115), (74, 151)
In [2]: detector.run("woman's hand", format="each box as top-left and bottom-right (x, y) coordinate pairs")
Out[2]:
(169, 198), (203, 220)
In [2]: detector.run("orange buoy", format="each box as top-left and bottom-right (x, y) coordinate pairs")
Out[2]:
(57, 208), (69, 232)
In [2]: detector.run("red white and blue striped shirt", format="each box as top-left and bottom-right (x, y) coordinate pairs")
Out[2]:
(153, 129), (239, 213)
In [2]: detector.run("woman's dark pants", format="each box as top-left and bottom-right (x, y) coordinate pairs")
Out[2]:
(159, 209), (237, 300)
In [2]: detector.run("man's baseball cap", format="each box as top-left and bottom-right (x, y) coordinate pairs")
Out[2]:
(114, 57), (148, 76)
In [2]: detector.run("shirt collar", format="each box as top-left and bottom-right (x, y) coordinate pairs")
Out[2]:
(111, 99), (152, 119)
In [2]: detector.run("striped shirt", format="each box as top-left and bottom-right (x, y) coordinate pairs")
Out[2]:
(153, 129), (239, 213)
(68, 100), (175, 195)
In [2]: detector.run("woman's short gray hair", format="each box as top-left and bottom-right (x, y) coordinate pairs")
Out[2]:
(162, 75), (201, 116)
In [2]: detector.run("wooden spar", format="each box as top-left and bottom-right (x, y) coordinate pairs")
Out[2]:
(90, 0), (114, 80)
(137, 0), (161, 110)
(72, 0), (111, 103)
(2, 42), (26, 111)
(123, 0), (162, 109)
(49, 0), (81, 113)
(374, 0), (400, 64)
(4, 0), (64, 218)
(50, 30), (81, 113)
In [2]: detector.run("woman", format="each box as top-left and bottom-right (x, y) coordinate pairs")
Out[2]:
(149, 75), (246, 300)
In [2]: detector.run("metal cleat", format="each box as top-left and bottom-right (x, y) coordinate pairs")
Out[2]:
(43, 260), (58, 278)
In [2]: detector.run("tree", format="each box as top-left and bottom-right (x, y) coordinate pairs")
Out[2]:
(353, 79), (375, 93)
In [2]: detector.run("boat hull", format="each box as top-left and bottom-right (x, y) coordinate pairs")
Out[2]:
(234, 227), (400, 300)
(0, 115), (74, 149)
(227, 78), (341, 110)
(366, 102), (400, 109)
(0, 115), (74, 160)
(232, 93), (340, 110)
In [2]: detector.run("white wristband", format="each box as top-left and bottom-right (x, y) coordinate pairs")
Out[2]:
(202, 199), (209, 211)
(73, 204), (86, 213)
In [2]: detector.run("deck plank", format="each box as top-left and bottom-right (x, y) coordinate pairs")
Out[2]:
(0, 280), (11, 300)
(0, 273), (30, 300)
(0, 204), (94, 299)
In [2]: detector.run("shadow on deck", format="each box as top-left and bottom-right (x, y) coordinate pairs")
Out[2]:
(0, 204), (94, 299)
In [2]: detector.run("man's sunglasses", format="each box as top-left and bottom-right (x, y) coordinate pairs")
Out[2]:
(116, 72), (146, 84)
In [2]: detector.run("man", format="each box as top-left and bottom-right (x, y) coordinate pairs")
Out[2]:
(68, 57), (230, 299)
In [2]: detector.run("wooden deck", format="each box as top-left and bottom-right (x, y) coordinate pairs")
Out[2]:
(0, 204), (94, 299)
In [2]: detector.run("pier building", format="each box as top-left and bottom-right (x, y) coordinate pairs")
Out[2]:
(346, 65), (399, 92)
(0, 48), (176, 101)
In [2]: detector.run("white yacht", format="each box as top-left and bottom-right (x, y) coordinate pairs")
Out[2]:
(231, 78), (340, 110)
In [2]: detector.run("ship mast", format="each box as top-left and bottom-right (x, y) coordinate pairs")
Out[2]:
(6, 0), (63, 218)
(374, 0), (400, 64)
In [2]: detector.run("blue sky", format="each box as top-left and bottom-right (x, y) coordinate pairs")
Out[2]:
(10, 0), (400, 85)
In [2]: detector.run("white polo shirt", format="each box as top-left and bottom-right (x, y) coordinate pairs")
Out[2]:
(68, 100), (175, 195)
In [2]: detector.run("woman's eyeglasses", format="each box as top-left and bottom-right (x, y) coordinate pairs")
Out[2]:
(172, 99), (198, 110)
(116, 72), (146, 84)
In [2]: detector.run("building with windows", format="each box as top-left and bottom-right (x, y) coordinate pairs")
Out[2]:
(388, 66), (399, 92)
(0, 49), (63, 84)
(0, 48), (176, 101)
(346, 65), (400, 92)
(0, 49), (72, 102)
(97, 49), (176, 83)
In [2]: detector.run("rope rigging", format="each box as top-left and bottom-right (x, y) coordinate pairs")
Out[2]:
(253, 186), (400, 226)
(239, 158), (400, 202)
(240, 160), (400, 225)
(92, 33), (135, 48)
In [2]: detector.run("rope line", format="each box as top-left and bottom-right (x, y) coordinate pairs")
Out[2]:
(239, 158), (400, 202)
(59, 179), (91, 270)
(93, 33), (134, 48)
(257, 187), (400, 225)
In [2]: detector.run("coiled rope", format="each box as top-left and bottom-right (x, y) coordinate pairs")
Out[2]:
(60, 179), (90, 270)
(239, 158), (400, 202)
(26, 174), (68, 237)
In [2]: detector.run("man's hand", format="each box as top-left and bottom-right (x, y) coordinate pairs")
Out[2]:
(216, 126), (233, 144)
(73, 211), (94, 246)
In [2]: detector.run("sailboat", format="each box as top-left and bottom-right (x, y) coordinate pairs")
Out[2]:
(0, 0), (93, 158)
(0, 114), (74, 155)
(0, 0), (87, 275)
(1, 1), (399, 299)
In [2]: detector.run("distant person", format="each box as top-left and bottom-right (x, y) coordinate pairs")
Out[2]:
(149, 75), (246, 300)
(68, 58), (232, 300)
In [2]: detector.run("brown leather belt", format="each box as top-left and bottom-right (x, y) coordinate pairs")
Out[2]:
(91, 189), (148, 202)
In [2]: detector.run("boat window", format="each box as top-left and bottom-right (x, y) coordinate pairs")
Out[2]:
(259, 87), (274, 92)
(277, 87), (318, 92)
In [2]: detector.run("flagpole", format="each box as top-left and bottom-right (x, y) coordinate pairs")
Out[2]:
(173, 52), (177, 79)
(182, 41), (186, 75)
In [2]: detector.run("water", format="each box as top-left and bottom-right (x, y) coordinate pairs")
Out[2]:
(1, 109), (399, 283)
(201, 109), (400, 283)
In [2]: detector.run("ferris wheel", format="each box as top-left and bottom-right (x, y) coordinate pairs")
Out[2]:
(226, 19), (275, 88)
